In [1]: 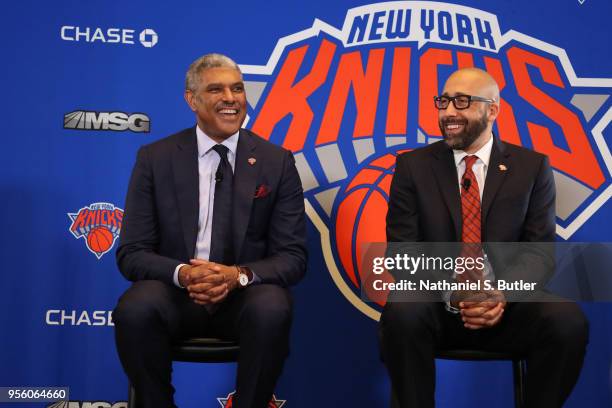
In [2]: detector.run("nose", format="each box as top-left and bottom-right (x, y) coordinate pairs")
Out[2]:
(444, 101), (459, 116)
(439, 107), (457, 123)
(222, 87), (235, 102)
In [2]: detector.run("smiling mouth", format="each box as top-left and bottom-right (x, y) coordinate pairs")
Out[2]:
(218, 108), (239, 116)
(444, 121), (465, 132)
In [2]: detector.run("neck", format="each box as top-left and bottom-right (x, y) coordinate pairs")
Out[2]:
(197, 122), (235, 144)
(464, 132), (492, 154)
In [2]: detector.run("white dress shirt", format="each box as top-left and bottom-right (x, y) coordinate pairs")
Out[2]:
(452, 135), (493, 200)
(444, 135), (496, 308)
(172, 126), (238, 287)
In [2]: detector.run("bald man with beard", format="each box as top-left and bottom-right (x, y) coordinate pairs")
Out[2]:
(380, 68), (589, 407)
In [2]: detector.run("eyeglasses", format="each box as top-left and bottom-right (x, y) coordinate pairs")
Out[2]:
(433, 95), (496, 110)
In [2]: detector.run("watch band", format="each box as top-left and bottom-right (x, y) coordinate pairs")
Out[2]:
(238, 265), (254, 282)
(235, 265), (253, 287)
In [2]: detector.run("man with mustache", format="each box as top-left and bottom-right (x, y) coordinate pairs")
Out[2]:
(380, 68), (588, 407)
(113, 53), (307, 408)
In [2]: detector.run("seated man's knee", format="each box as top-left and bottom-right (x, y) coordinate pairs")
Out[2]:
(380, 302), (435, 337)
(540, 302), (589, 348)
(241, 285), (292, 335)
(114, 280), (174, 329)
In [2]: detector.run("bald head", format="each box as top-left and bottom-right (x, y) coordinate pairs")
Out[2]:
(438, 68), (501, 153)
(443, 68), (500, 102)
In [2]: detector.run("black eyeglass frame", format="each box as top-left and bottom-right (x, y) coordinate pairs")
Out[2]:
(433, 94), (496, 110)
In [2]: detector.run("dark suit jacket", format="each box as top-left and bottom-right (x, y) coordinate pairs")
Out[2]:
(386, 137), (556, 287)
(117, 127), (307, 287)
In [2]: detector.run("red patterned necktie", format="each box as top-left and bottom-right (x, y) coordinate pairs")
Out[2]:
(459, 155), (483, 282)
(461, 155), (481, 243)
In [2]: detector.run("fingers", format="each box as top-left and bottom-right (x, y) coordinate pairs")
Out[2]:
(464, 309), (504, 329)
(208, 287), (229, 303)
(481, 302), (504, 319)
(485, 306), (505, 326)
(484, 289), (506, 304)
(186, 260), (233, 305)
(208, 263), (223, 272)
(191, 286), (229, 305)
(461, 302), (504, 330)
(189, 265), (222, 282)
(460, 300), (498, 313)
(460, 305), (488, 317)
(187, 282), (215, 294)
(189, 272), (225, 286)
(188, 260), (226, 278)
(188, 278), (227, 295)
(459, 292), (488, 307)
(461, 289), (505, 308)
(203, 283), (228, 298)
(191, 259), (225, 270)
(462, 308), (503, 329)
(188, 283), (228, 303)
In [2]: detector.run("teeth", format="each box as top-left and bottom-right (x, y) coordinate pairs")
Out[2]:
(219, 109), (237, 114)
(446, 124), (460, 129)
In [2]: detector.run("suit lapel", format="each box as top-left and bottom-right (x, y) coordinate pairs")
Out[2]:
(232, 129), (258, 261)
(481, 137), (510, 232)
(431, 142), (462, 239)
(173, 127), (200, 259)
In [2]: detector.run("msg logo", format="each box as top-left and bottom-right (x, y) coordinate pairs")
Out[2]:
(48, 402), (126, 408)
(64, 111), (150, 133)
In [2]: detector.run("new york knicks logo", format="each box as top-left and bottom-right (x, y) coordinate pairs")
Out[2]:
(217, 391), (286, 407)
(239, 1), (612, 320)
(68, 202), (124, 259)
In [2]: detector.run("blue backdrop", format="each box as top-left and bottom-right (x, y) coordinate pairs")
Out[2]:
(1, 0), (611, 407)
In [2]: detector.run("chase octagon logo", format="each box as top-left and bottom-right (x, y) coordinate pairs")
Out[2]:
(239, 1), (611, 320)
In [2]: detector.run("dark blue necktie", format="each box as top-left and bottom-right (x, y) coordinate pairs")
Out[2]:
(209, 144), (234, 265)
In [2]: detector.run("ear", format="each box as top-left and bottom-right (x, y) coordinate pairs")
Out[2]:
(184, 90), (197, 112)
(488, 100), (500, 122)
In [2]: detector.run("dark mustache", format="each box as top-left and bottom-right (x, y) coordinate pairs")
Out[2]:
(441, 119), (466, 125)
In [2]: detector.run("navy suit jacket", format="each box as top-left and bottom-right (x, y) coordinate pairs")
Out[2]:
(117, 127), (307, 287)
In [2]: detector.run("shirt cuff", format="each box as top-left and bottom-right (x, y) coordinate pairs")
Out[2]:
(442, 289), (460, 314)
(442, 288), (453, 303)
(250, 270), (261, 284)
(174, 263), (188, 288)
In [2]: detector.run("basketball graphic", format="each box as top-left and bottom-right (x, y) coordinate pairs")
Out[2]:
(333, 153), (403, 310)
(86, 226), (115, 256)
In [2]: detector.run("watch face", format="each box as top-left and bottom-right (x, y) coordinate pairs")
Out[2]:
(239, 273), (249, 287)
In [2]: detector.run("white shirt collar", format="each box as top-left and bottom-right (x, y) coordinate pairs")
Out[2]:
(452, 134), (494, 168)
(196, 125), (239, 158)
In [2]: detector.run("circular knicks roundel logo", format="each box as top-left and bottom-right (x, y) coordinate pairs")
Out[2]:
(240, 2), (612, 320)
(68, 202), (124, 259)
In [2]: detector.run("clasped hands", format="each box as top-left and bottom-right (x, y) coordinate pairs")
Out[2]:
(178, 259), (239, 305)
(450, 289), (506, 330)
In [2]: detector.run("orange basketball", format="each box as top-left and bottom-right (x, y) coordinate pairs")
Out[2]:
(334, 153), (399, 306)
(87, 226), (114, 254)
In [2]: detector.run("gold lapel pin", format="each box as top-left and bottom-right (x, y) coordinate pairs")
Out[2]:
(248, 158), (256, 165)
(499, 164), (507, 171)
